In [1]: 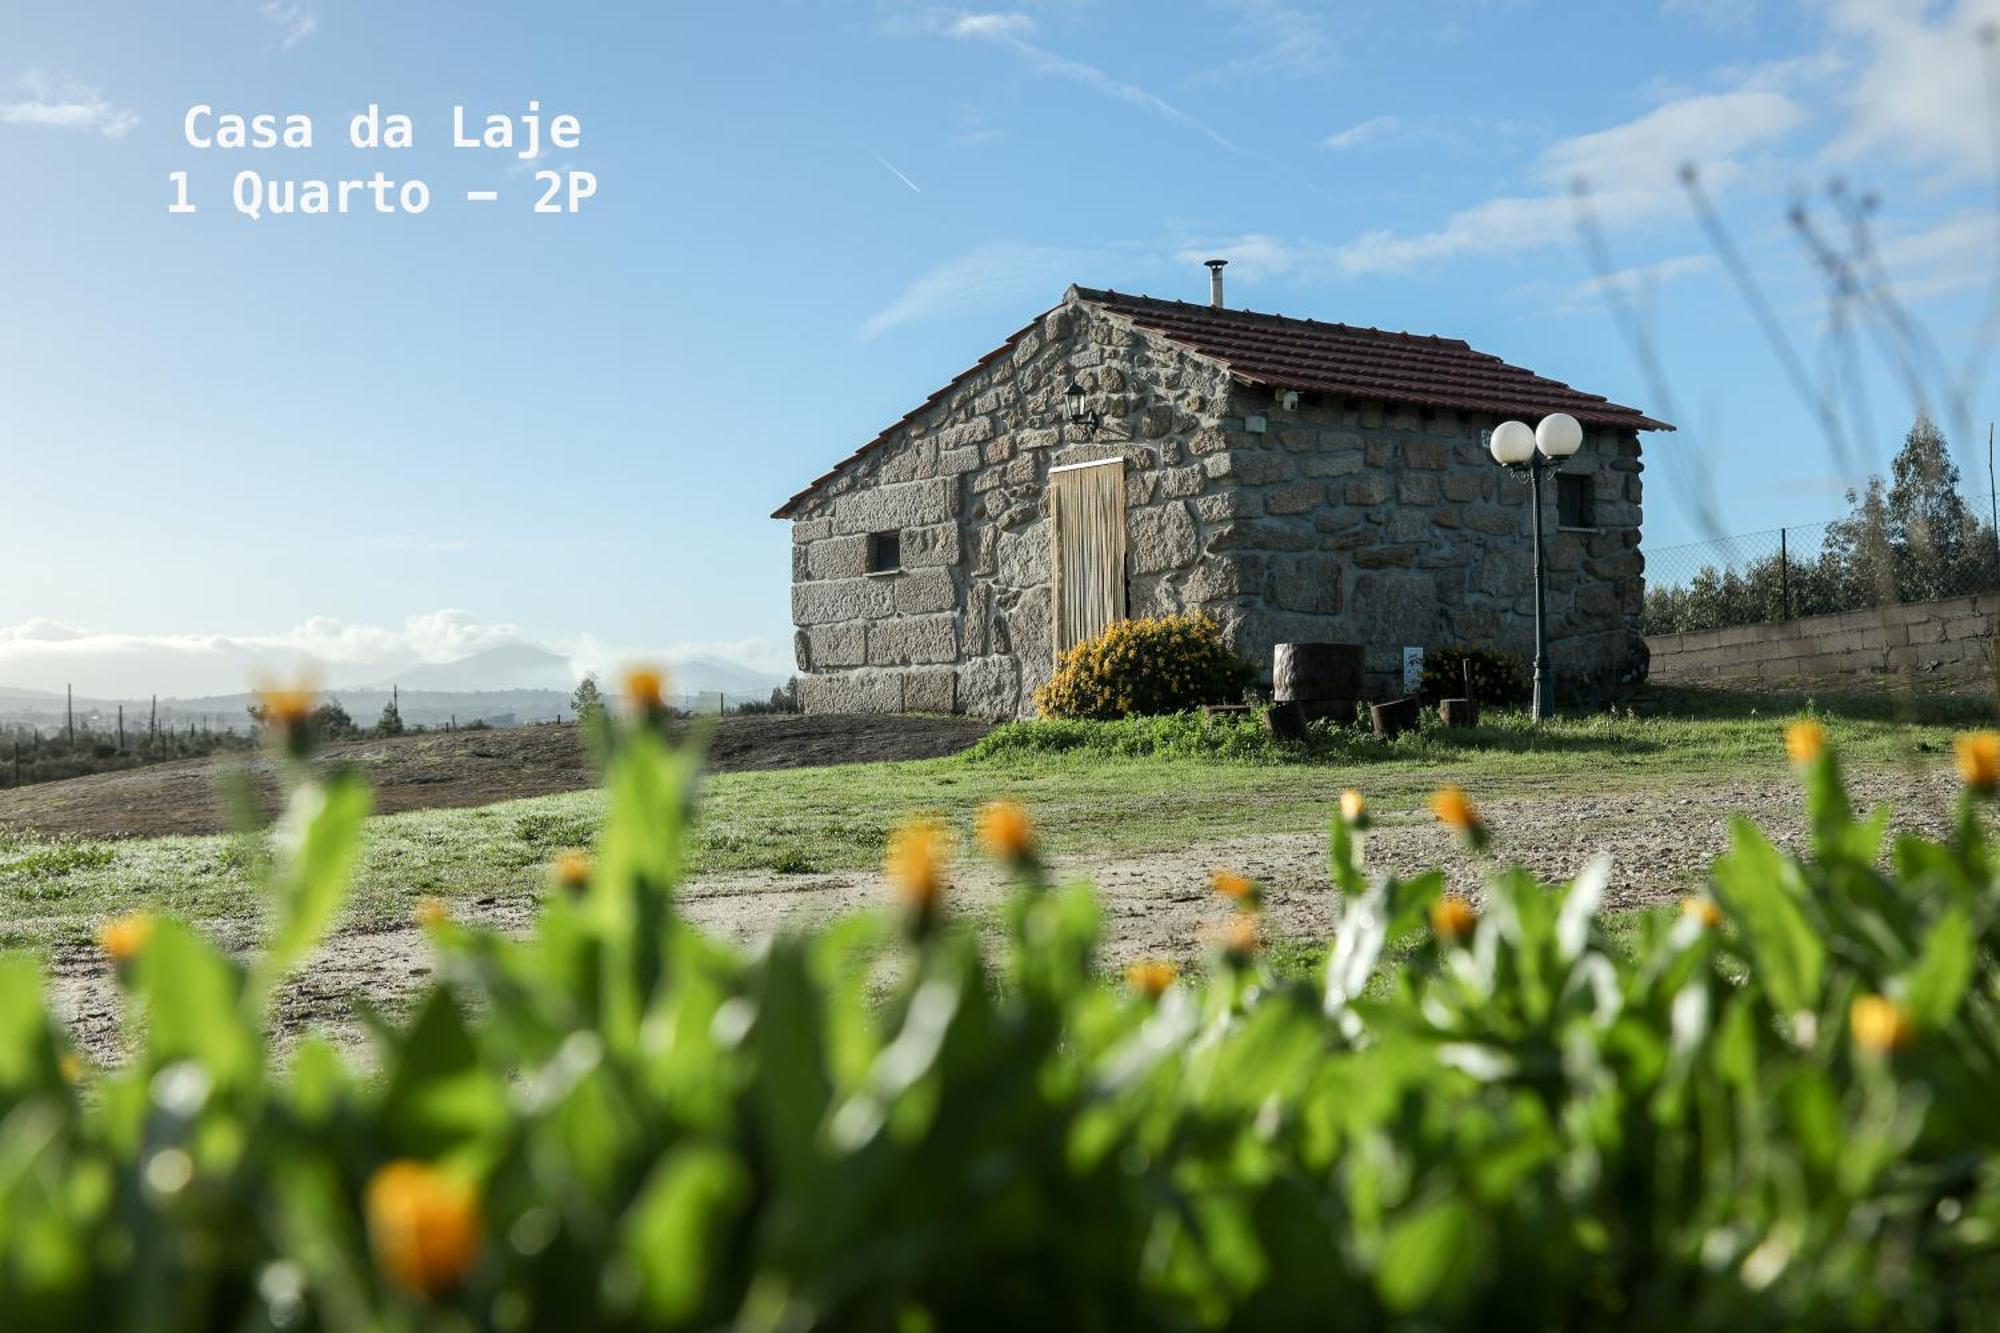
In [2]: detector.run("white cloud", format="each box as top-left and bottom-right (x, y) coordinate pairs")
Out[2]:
(935, 11), (1238, 151)
(1824, 0), (2000, 178)
(258, 1), (319, 50)
(1325, 114), (1399, 151)
(0, 72), (138, 139)
(0, 611), (790, 700)
(1558, 252), (1718, 314)
(1312, 87), (1803, 274)
(1189, 0), (1333, 86)
(859, 240), (1101, 339)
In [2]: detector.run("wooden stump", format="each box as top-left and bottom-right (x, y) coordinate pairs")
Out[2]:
(1370, 696), (1422, 739)
(1264, 701), (1309, 740)
(1438, 698), (1478, 728)
(1299, 698), (1358, 725)
(1272, 642), (1365, 703)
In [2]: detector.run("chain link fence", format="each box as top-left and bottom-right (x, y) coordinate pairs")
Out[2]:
(1643, 493), (2000, 635)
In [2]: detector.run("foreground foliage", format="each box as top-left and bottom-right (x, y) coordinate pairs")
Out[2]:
(5, 698), (2000, 1329)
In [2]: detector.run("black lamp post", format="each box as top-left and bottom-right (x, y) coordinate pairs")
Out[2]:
(1487, 412), (1583, 722)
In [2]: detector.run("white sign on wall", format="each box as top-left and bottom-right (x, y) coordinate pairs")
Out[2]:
(1402, 646), (1425, 694)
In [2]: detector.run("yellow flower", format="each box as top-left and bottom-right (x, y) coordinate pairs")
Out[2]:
(886, 819), (949, 919)
(58, 1052), (83, 1084)
(1429, 786), (1484, 841)
(1220, 913), (1260, 962)
(1339, 789), (1367, 825)
(550, 849), (592, 894)
(1850, 993), (1915, 1055)
(254, 676), (319, 756)
(1786, 719), (1827, 766)
(1680, 896), (1723, 929)
(1430, 896), (1477, 944)
(256, 685), (315, 728)
(1956, 731), (2000, 794)
(1211, 869), (1258, 909)
(1125, 959), (1177, 998)
(415, 897), (448, 929)
(976, 800), (1035, 861)
(96, 912), (153, 965)
(366, 1160), (482, 1299)
(624, 665), (667, 712)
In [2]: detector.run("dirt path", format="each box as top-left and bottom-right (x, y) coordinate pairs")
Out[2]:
(44, 766), (1957, 1062)
(0, 714), (991, 840)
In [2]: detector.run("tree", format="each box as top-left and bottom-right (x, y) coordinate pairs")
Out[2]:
(1886, 413), (1983, 602)
(572, 673), (604, 723)
(377, 698), (405, 737)
(312, 699), (357, 740)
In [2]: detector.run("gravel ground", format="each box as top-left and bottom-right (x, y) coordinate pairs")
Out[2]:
(43, 763), (1958, 1062)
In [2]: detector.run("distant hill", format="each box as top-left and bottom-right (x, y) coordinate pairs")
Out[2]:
(666, 655), (788, 700)
(366, 644), (576, 693)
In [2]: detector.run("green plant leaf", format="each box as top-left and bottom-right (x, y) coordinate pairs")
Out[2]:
(1711, 818), (1824, 1017)
(1904, 907), (1975, 1027)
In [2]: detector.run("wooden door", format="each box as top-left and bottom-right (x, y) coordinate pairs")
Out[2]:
(1048, 458), (1128, 658)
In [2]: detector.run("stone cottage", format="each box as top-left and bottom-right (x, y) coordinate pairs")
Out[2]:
(773, 271), (1670, 717)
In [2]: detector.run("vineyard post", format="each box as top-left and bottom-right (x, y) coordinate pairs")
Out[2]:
(65, 684), (73, 747)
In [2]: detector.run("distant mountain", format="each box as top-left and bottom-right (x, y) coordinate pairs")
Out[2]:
(365, 644), (576, 693)
(667, 655), (788, 700)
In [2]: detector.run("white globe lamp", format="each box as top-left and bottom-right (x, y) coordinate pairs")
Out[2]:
(1488, 420), (1536, 466)
(1535, 412), (1583, 459)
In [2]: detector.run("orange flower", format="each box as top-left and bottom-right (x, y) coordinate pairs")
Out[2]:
(256, 685), (315, 727)
(549, 849), (592, 894)
(976, 800), (1035, 861)
(1429, 786), (1484, 844)
(96, 912), (153, 964)
(624, 665), (667, 712)
(1680, 896), (1723, 929)
(1430, 896), (1477, 944)
(886, 819), (949, 919)
(1956, 731), (2000, 794)
(1850, 993), (1915, 1055)
(366, 1160), (481, 1299)
(255, 677), (319, 757)
(1211, 869), (1259, 910)
(415, 897), (448, 929)
(1125, 959), (1177, 998)
(1220, 913), (1260, 962)
(1786, 719), (1827, 766)
(1339, 789), (1367, 825)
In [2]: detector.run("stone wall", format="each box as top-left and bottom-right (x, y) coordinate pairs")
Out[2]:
(786, 288), (1650, 717)
(1167, 389), (1646, 695)
(1647, 592), (2000, 693)
(788, 296), (1240, 717)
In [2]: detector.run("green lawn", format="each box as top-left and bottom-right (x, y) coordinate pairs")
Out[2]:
(0, 687), (1980, 956)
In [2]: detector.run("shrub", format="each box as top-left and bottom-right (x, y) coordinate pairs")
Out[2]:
(1034, 612), (1251, 719)
(12, 707), (2000, 1325)
(1418, 644), (1531, 706)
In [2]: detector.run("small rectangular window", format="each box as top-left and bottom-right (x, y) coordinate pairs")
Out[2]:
(1556, 473), (1595, 530)
(867, 530), (901, 573)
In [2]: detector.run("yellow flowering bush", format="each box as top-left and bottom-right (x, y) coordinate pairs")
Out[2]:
(13, 698), (2000, 1328)
(1035, 612), (1251, 719)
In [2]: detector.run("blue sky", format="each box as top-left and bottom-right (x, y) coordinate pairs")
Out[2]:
(0, 0), (1995, 695)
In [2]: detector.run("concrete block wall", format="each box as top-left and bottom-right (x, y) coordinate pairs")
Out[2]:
(1647, 591), (2000, 693)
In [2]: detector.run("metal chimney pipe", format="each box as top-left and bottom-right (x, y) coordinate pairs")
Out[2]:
(1205, 258), (1227, 308)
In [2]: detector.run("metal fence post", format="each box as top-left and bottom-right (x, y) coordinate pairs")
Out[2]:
(1779, 527), (1791, 622)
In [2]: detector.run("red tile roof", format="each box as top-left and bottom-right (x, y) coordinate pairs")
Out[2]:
(1078, 287), (1672, 433)
(772, 288), (1669, 518)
